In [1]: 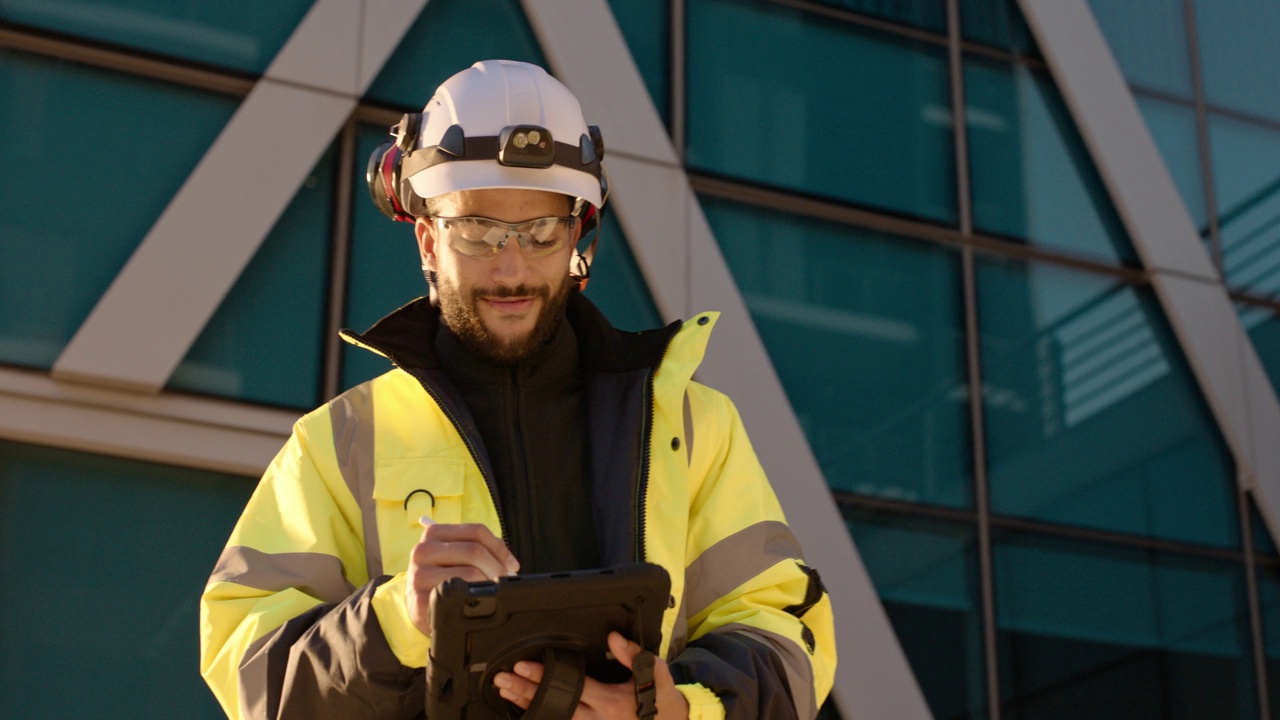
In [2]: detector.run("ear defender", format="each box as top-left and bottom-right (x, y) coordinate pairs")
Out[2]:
(366, 113), (424, 223)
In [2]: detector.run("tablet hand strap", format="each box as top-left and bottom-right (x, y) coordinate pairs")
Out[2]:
(632, 650), (657, 720)
(524, 647), (585, 720)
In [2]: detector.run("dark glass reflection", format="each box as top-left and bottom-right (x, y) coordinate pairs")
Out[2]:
(995, 531), (1256, 719)
(0, 440), (256, 719)
(0, 0), (314, 74)
(1194, 0), (1280, 123)
(978, 257), (1238, 547)
(1085, 0), (1192, 100)
(687, 0), (956, 224)
(805, 0), (946, 34)
(845, 506), (987, 719)
(1258, 563), (1280, 715)
(1211, 115), (1280, 300)
(363, 0), (547, 110)
(961, 0), (1037, 55)
(966, 58), (1137, 265)
(0, 50), (236, 371)
(705, 196), (972, 508)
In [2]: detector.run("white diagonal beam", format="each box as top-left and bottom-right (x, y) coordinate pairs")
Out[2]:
(1016, 0), (1280, 539)
(522, 1), (933, 717)
(52, 0), (430, 392)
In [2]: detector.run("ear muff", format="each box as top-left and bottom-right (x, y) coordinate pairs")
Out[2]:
(366, 113), (425, 223)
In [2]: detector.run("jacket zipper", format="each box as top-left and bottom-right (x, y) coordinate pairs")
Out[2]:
(343, 333), (508, 541)
(635, 330), (680, 562)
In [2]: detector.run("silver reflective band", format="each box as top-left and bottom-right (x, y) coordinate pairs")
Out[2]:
(433, 215), (578, 258)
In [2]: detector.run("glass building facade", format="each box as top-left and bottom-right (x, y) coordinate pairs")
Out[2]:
(2, 0), (1279, 717)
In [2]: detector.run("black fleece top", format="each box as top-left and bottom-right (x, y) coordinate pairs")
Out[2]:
(433, 314), (601, 574)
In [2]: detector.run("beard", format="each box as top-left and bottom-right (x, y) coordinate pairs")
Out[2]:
(435, 273), (573, 365)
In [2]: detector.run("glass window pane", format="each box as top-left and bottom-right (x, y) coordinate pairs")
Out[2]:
(977, 257), (1238, 547)
(343, 125), (661, 390)
(995, 531), (1257, 718)
(704, 196), (972, 508)
(844, 507), (986, 719)
(608, 0), (670, 125)
(966, 58), (1137, 265)
(362, 0), (545, 110)
(0, 0), (315, 74)
(580, 211), (662, 332)
(962, 0), (1036, 55)
(1210, 114), (1280, 300)
(166, 145), (335, 409)
(1085, 0), (1193, 99)
(0, 50), (236, 370)
(687, 0), (956, 225)
(1135, 94), (1208, 233)
(1194, 0), (1280, 123)
(1239, 302), (1280, 403)
(0, 440), (255, 718)
(807, 1), (946, 34)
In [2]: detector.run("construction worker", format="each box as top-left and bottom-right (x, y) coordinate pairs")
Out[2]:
(200, 59), (835, 719)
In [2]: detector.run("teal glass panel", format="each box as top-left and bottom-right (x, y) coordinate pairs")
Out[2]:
(363, 0), (546, 110)
(1194, 0), (1280, 122)
(704, 195), (971, 507)
(580, 210), (663, 332)
(0, 50), (236, 370)
(687, 0), (956, 225)
(1210, 114), (1280, 299)
(995, 532), (1257, 718)
(0, 440), (255, 719)
(808, 1), (946, 34)
(962, 0), (1036, 55)
(608, 0), (670, 124)
(844, 506), (986, 719)
(1253, 503), (1278, 558)
(1085, 0), (1192, 99)
(342, 125), (660, 390)
(0, 0), (314, 74)
(977, 257), (1238, 547)
(166, 145), (335, 409)
(966, 58), (1138, 265)
(1239, 303), (1280, 400)
(1135, 94), (1208, 233)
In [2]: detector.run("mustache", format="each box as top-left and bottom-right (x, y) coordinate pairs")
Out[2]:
(471, 284), (551, 300)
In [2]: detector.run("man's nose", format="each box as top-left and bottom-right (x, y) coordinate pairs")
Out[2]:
(490, 237), (530, 282)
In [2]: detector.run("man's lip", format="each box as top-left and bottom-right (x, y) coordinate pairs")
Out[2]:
(483, 296), (536, 312)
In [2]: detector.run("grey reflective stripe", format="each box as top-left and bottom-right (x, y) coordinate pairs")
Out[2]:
(713, 622), (817, 720)
(683, 390), (694, 465)
(208, 546), (355, 604)
(239, 628), (276, 719)
(684, 520), (804, 619)
(330, 383), (382, 578)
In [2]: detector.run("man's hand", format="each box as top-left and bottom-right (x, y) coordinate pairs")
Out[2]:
(493, 632), (691, 720)
(406, 519), (520, 637)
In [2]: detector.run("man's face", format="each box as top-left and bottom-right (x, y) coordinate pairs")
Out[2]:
(415, 188), (578, 363)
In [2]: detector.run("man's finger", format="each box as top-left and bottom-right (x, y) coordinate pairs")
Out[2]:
(411, 539), (515, 580)
(607, 631), (641, 669)
(419, 522), (520, 574)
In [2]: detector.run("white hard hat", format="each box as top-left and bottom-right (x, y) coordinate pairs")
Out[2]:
(401, 60), (604, 210)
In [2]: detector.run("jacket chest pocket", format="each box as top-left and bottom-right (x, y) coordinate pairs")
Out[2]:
(372, 458), (466, 574)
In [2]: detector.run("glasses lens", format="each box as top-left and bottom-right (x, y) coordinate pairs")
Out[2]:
(436, 216), (575, 258)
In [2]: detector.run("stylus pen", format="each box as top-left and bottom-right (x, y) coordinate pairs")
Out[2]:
(418, 515), (434, 528)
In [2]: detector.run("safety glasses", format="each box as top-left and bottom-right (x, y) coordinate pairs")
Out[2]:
(430, 215), (578, 259)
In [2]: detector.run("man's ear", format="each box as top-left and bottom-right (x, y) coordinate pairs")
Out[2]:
(415, 217), (437, 272)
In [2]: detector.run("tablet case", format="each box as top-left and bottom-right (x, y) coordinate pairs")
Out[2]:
(426, 563), (671, 719)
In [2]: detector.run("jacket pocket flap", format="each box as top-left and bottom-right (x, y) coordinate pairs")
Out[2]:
(372, 457), (466, 503)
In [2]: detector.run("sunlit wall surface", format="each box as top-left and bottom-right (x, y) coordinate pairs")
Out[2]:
(3, 0), (1280, 718)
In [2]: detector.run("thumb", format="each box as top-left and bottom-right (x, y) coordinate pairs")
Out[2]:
(608, 631), (642, 670)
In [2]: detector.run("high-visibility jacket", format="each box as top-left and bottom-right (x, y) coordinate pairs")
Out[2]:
(200, 294), (836, 720)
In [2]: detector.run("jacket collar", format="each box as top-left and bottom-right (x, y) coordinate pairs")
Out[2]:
(340, 292), (682, 375)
